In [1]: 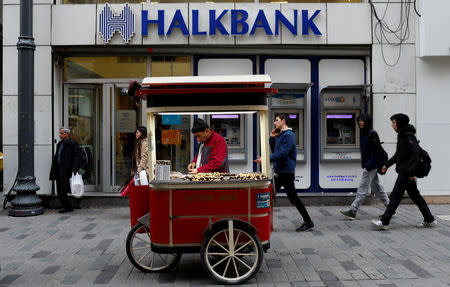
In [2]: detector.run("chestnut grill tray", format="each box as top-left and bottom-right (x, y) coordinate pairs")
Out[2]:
(150, 178), (271, 185)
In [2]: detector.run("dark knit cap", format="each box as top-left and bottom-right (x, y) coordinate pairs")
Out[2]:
(191, 118), (209, 133)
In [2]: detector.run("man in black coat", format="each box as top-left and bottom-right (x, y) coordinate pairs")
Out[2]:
(49, 127), (81, 213)
(372, 114), (436, 229)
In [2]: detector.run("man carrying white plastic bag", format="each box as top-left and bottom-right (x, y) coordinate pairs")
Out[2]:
(70, 172), (85, 198)
(49, 127), (82, 213)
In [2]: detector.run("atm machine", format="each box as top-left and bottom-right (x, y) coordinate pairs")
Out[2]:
(270, 83), (312, 163)
(320, 85), (370, 161)
(207, 113), (246, 159)
(268, 83), (313, 189)
(319, 85), (370, 189)
(206, 113), (250, 174)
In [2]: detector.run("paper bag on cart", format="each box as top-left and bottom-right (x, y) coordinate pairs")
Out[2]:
(139, 170), (149, 186)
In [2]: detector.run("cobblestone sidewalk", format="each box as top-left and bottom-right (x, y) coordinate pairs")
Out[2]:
(0, 204), (449, 287)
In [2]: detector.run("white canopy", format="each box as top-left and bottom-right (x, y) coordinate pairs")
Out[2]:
(142, 74), (272, 86)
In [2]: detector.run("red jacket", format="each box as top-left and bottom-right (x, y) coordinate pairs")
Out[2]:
(192, 130), (229, 173)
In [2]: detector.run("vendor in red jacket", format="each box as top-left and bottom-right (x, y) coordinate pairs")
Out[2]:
(187, 118), (230, 174)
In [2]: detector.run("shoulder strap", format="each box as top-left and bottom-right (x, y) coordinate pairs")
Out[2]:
(368, 129), (381, 142)
(404, 131), (419, 143)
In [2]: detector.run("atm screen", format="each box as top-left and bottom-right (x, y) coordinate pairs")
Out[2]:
(327, 128), (340, 138)
(210, 114), (243, 148)
(273, 112), (302, 148)
(326, 113), (356, 146)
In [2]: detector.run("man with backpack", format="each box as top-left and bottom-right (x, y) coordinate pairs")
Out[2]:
(340, 113), (390, 220)
(372, 113), (436, 229)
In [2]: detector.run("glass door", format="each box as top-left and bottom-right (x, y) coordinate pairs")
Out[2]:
(111, 84), (143, 190)
(64, 85), (101, 191)
(155, 114), (191, 173)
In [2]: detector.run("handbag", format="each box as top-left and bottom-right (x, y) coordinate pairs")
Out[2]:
(70, 172), (85, 198)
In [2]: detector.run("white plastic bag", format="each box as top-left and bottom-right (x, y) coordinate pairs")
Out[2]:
(139, 170), (149, 186)
(70, 172), (84, 198)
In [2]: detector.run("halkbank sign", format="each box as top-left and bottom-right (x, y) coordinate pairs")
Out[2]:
(99, 3), (323, 43)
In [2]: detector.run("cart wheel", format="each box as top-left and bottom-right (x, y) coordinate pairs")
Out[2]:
(126, 222), (181, 272)
(201, 220), (263, 285)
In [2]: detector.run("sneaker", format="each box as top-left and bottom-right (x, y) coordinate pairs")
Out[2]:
(339, 210), (356, 220)
(417, 219), (437, 228)
(296, 222), (314, 232)
(371, 219), (389, 230)
(378, 212), (396, 219)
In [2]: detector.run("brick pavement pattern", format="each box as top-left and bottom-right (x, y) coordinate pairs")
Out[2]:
(0, 204), (449, 287)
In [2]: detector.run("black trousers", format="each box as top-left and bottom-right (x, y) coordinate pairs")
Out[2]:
(381, 174), (434, 225)
(56, 177), (73, 211)
(275, 173), (312, 224)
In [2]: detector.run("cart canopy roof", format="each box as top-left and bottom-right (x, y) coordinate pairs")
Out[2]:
(131, 75), (277, 111)
(142, 75), (272, 86)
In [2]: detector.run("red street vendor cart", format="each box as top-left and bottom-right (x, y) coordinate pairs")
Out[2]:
(125, 75), (277, 284)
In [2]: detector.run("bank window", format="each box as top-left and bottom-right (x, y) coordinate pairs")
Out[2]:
(151, 56), (192, 172)
(154, 0), (253, 2)
(151, 56), (191, 77)
(62, 0), (142, 3)
(62, 0), (360, 3)
(208, 114), (245, 150)
(64, 56), (146, 80)
(259, 0), (360, 3)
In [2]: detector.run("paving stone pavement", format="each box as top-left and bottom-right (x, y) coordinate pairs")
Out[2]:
(0, 204), (449, 287)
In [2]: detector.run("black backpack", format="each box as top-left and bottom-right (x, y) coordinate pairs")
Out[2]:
(403, 134), (432, 178)
(369, 130), (388, 175)
(413, 139), (432, 178)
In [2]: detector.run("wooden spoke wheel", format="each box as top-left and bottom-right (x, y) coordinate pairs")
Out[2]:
(201, 220), (263, 284)
(126, 222), (181, 272)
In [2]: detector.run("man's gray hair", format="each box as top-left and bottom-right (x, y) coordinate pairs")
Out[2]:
(60, 127), (71, 135)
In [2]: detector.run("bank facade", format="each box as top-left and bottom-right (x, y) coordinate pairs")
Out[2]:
(2, 0), (450, 200)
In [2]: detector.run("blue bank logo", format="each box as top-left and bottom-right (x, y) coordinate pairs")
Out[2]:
(97, 4), (322, 42)
(99, 3), (135, 43)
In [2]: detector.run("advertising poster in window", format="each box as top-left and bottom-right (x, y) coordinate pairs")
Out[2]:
(162, 130), (182, 145)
